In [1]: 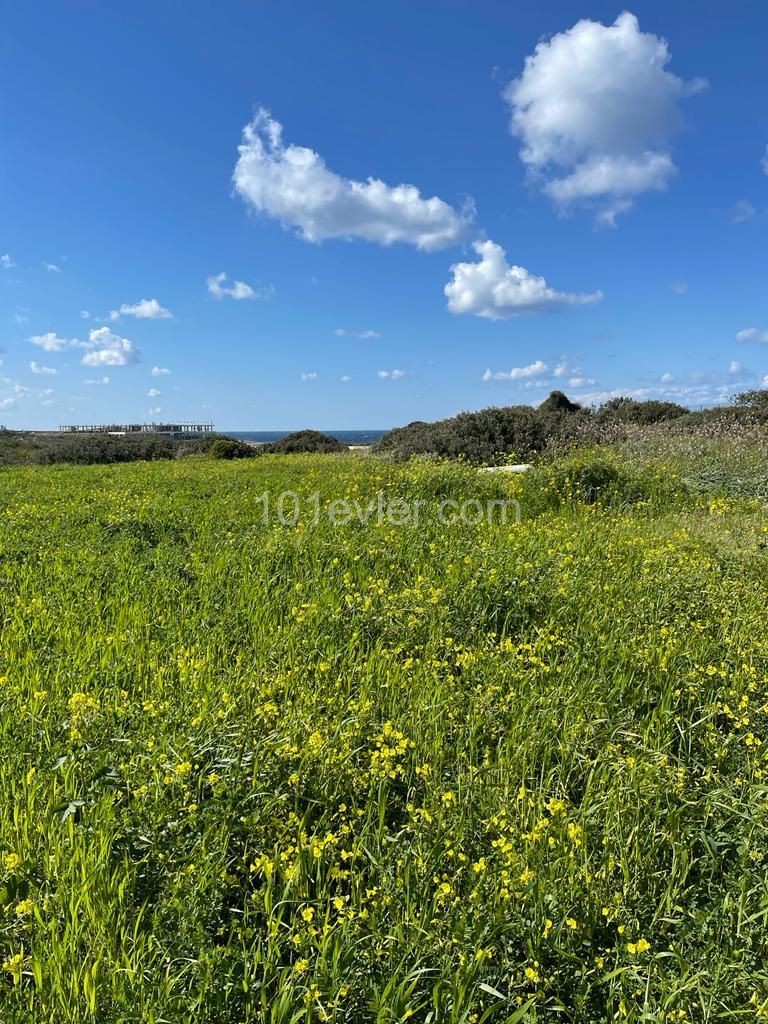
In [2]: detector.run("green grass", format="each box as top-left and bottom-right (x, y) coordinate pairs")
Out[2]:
(0, 449), (767, 1022)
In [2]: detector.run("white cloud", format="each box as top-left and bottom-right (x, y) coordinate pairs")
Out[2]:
(569, 376), (596, 387)
(575, 362), (760, 407)
(78, 327), (140, 367)
(148, 406), (162, 417)
(762, 145), (768, 176)
(233, 108), (471, 251)
(340, 375), (352, 382)
(80, 309), (91, 319)
(207, 272), (271, 300)
(736, 327), (768, 343)
(763, 374), (768, 388)
(43, 262), (62, 273)
(30, 361), (57, 375)
(1, 254), (15, 269)
(0, 397), (15, 409)
(151, 366), (171, 376)
(28, 332), (70, 352)
(147, 387), (162, 397)
(333, 328), (381, 339)
(301, 372), (318, 381)
(445, 240), (601, 319)
(731, 200), (756, 224)
(504, 11), (704, 223)
(83, 376), (110, 385)
(482, 360), (548, 382)
(111, 298), (173, 320)
(377, 369), (405, 379)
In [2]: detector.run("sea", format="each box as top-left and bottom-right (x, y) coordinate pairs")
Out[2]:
(227, 430), (386, 445)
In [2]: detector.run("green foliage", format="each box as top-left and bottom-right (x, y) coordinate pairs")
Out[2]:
(375, 404), (547, 465)
(0, 448), (766, 1020)
(537, 389), (581, 415)
(731, 388), (768, 421)
(376, 389), (768, 465)
(267, 429), (346, 454)
(596, 397), (687, 425)
(41, 434), (177, 465)
(0, 432), (221, 466)
(208, 437), (257, 460)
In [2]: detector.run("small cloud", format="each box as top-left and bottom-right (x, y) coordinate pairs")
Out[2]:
(111, 298), (173, 320)
(301, 372), (318, 381)
(333, 328), (381, 339)
(736, 327), (768, 343)
(482, 360), (549, 382)
(762, 145), (768, 176)
(340, 375), (352, 382)
(207, 272), (272, 301)
(30, 361), (57, 375)
(671, 281), (688, 295)
(80, 309), (91, 320)
(377, 369), (405, 379)
(569, 376), (596, 387)
(1, 254), (15, 269)
(729, 360), (742, 374)
(148, 406), (162, 417)
(14, 312), (29, 326)
(43, 262), (62, 273)
(83, 376), (110, 385)
(445, 240), (601, 318)
(147, 387), (162, 397)
(233, 107), (471, 250)
(77, 326), (140, 367)
(28, 332), (70, 352)
(151, 366), (171, 376)
(503, 11), (705, 224)
(553, 359), (570, 378)
(731, 200), (756, 224)
(661, 372), (675, 383)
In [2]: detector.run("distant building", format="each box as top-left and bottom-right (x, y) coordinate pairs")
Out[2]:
(59, 421), (214, 440)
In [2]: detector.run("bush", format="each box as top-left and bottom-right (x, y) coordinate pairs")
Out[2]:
(208, 438), (257, 460)
(269, 430), (346, 454)
(596, 397), (688, 425)
(374, 396), (595, 465)
(41, 434), (176, 465)
(538, 389), (581, 415)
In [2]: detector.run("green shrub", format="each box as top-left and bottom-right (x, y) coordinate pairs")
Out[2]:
(208, 438), (257, 460)
(269, 430), (346, 454)
(41, 434), (176, 465)
(596, 397), (687, 425)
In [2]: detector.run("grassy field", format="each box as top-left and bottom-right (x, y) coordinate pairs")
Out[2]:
(0, 444), (767, 1022)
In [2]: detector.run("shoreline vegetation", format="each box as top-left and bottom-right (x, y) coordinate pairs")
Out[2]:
(0, 394), (767, 1020)
(3, 389), (768, 468)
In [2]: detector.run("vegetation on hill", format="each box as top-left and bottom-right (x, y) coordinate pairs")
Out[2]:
(374, 390), (767, 464)
(0, 429), (348, 466)
(0, 430), (231, 466)
(0, 442), (766, 1020)
(267, 429), (347, 454)
(208, 437), (258, 460)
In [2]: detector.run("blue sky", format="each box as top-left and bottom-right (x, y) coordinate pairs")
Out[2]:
(2, 1), (767, 430)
